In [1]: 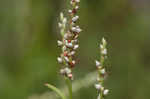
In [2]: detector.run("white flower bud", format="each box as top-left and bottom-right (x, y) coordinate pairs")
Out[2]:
(75, 6), (79, 10)
(72, 27), (76, 32)
(72, 60), (76, 65)
(65, 67), (71, 74)
(68, 73), (73, 80)
(57, 40), (63, 46)
(76, 28), (82, 33)
(64, 56), (69, 62)
(101, 48), (107, 55)
(102, 37), (106, 45)
(60, 12), (64, 21)
(76, 26), (82, 33)
(100, 69), (106, 74)
(95, 60), (101, 67)
(73, 39), (78, 43)
(62, 46), (67, 51)
(72, 16), (79, 22)
(103, 89), (109, 95)
(63, 18), (67, 24)
(100, 44), (104, 49)
(75, 0), (80, 3)
(60, 69), (65, 75)
(68, 10), (72, 13)
(64, 34), (68, 39)
(58, 23), (62, 28)
(95, 84), (102, 90)
(57, 57), (63, 63)
(96, 77), (100, 82)
(66, 43), (73, 48)
(97, 94), (101, 99)
(70, 51), (76, 55)
(73, 45), (79, 50)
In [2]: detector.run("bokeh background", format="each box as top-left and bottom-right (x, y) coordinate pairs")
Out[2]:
(0, 0), (150, 99)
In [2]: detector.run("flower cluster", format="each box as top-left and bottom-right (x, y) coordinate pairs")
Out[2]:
(57, 0), (81, 80)
(95, 38), (109, 99)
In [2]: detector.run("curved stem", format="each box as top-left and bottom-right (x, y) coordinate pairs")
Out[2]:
(65, 77), (72, 99)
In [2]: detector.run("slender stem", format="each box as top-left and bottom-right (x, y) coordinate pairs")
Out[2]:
(65, 77), (72, 99)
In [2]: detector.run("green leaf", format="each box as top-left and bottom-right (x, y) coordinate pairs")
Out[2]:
(45, 83), (67, 99)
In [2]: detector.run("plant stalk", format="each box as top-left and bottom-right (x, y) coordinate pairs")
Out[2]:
(65, 77), (72, 99)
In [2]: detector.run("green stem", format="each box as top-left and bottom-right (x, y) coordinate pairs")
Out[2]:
(65, 77), (72, 99)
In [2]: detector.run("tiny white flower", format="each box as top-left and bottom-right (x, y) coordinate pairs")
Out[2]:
(76, 26), (82, 33)
(97, 94), (101, 99)
(103, 89), (109, 95)
(101, 69), (106, 74)
(63, 18), (67, 24)
(75, 6), (79, 10)
(73, 39), (78, 43)
(64, 56), (69, 62)
(72, 16), (79, 22)
(60, 69), (65, 74)
(102, 37), (106, 45)
(100, 44), (104, 49)
(72, 60), (76, 65)
(72, 27), (76, 32)
(58, 23), (62, 28)
(76, 28), (82, 33)
(75, 0), (80, 3)
(60, 12), (64, 21)
(62, 46), (67, 51)
(95, 84), (102, 90)
(70, 1), (73, 5)
(68, 73), (73, 80)
(95, 60), (101, 67)
(66, 43), (73, 48)
(65, 67), (71, 74)
(68, 10), (72, 13)
(57, 40), (63, 46)
(102, 48), (107, 55)
(73, 45), (79, 50)
(57, 57), (63, 63)
(64, 34), (68, 39)
(70, 51), (76, 55)
(96, 77), (100, 82)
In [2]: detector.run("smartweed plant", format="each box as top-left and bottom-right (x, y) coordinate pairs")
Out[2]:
(45, 0), (110, 99)
(95, 38), (109, 99)
(45, 0), (81, 99)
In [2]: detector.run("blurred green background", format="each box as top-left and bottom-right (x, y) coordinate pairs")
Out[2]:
(0, 0), (150, 99)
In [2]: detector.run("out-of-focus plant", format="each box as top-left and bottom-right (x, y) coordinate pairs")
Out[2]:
(95, 38), (109, 99)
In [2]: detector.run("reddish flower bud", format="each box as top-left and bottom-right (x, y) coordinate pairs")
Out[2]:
(68, 40), (71, 43)
(72, 9), (77, 14)
(68, 73), (73, 79)
(64, 51), (68, 56)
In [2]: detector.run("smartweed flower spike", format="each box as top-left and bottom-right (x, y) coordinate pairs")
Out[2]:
(57, 0), (81, 80)
(95, 38), (109, 99)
